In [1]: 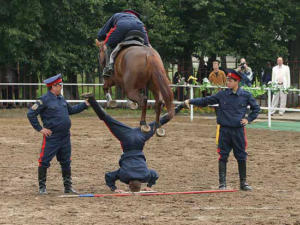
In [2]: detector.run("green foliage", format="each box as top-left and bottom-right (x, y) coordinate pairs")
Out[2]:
(242, 85), (267, 97)
(0, 0), (299, 85)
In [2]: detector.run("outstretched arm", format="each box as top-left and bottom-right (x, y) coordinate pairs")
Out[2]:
(67, 102), (88, 115)
(184, 92), (221, 109)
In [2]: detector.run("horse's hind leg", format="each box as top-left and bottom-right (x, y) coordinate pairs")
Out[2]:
(127, 89), (151, 133)
(154, 94), (165, 137)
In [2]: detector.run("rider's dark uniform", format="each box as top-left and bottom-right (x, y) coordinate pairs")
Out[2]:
(97, 10), (150, 48)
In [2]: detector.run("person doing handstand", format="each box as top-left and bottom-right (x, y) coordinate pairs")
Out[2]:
(83, 94), (182, 193)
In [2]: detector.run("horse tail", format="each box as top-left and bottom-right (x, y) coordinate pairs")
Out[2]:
(147, 50), (174, 119)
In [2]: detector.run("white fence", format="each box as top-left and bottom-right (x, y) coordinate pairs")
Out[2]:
(0, 83), (300, 128)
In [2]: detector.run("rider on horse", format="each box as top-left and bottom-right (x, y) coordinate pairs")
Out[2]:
(97, 9), (150, 77)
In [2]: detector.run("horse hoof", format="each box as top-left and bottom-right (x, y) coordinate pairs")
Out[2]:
(128, 101), (138, 110)
(107, 100), (117, 108)
(156, 128), (165, 137)
(141, 124), (151, 133)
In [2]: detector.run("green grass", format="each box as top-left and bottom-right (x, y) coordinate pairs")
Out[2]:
(248, 121), (300, 132)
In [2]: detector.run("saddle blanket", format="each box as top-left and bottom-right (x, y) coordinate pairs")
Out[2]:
(110, 40), (145, 64)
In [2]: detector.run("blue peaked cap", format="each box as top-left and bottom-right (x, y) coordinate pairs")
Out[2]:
(43, 73), (62, 86)
(225, 69), (242, 81)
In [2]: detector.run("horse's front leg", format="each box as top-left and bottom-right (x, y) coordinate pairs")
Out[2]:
(103, 79), (117, 108)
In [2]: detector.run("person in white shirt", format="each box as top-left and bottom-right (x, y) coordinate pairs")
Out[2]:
(270, 57), (291, 115)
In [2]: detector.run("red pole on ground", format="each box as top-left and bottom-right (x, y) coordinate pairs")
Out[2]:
(84, 189), (237, 198)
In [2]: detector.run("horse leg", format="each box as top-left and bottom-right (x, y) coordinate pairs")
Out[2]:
(127, 100), (138, 110)
(154, 95), (165, 137)
(140, 89), (150, 132)
(127, 89), (151, 133)
(103, 79), (117, 108)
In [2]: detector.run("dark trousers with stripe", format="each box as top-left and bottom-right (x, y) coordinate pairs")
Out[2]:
(217, 126), (248, 162)
(38, 133), (71, 170)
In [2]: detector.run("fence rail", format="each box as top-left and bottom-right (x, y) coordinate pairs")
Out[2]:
(0, 83), (299, 127)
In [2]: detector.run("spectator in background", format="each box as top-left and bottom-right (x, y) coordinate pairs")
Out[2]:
(270, 57), (290, 116)
(236, 58), (252, 87)
(172, 71), (181, 84)
(262, 61), (272, 85)
(172, 72), (185, 101)
(208, 61), (226, 144)
(208, 60), (227, 86)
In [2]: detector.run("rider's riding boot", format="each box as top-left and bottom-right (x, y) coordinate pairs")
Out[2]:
(218, 160), (227, 190)
(62, 168), (78, 194)
(238, 160), (252, 191)
(38, 166), (48, 195)
(102, 46), (113, 77)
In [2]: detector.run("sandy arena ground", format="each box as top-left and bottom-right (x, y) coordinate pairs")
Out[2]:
(0, 110), (300, 225)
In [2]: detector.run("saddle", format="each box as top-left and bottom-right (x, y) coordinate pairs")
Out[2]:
(123, 30), (145, 43)
(109, 30), (146, 64)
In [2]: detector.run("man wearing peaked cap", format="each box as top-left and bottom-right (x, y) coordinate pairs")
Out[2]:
(184, 68), (260, 191)
(43, 73), (63, 86)
(226, 69), (242, 81)
(27, 73), (89, 195)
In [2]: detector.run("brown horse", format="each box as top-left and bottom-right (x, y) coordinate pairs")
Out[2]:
(96, 40), (174, 136)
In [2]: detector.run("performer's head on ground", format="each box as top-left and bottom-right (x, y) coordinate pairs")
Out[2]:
(128, 180), (142, 192)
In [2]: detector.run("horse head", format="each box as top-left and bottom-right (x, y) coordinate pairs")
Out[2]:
(95, 39), (106, 69)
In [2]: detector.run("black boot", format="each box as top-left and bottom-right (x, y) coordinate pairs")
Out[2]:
(102, 46), (113, 77)
(238, 160), (252, 191)
(218, 160), (227, 190)
(62, 169), (78, 194)
(38, 167), (48, 195)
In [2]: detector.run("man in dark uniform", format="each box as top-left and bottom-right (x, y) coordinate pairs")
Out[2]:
(82, 93), (183, 193)
(27, 74), (89, 195)
(97, 9), (150, 77)
(184, 69), (260, 191)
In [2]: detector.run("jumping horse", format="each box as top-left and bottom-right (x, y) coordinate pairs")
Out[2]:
(96, 35), (174, 136)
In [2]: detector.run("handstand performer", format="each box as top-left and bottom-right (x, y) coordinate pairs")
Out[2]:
(83, 94), (183, 193)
